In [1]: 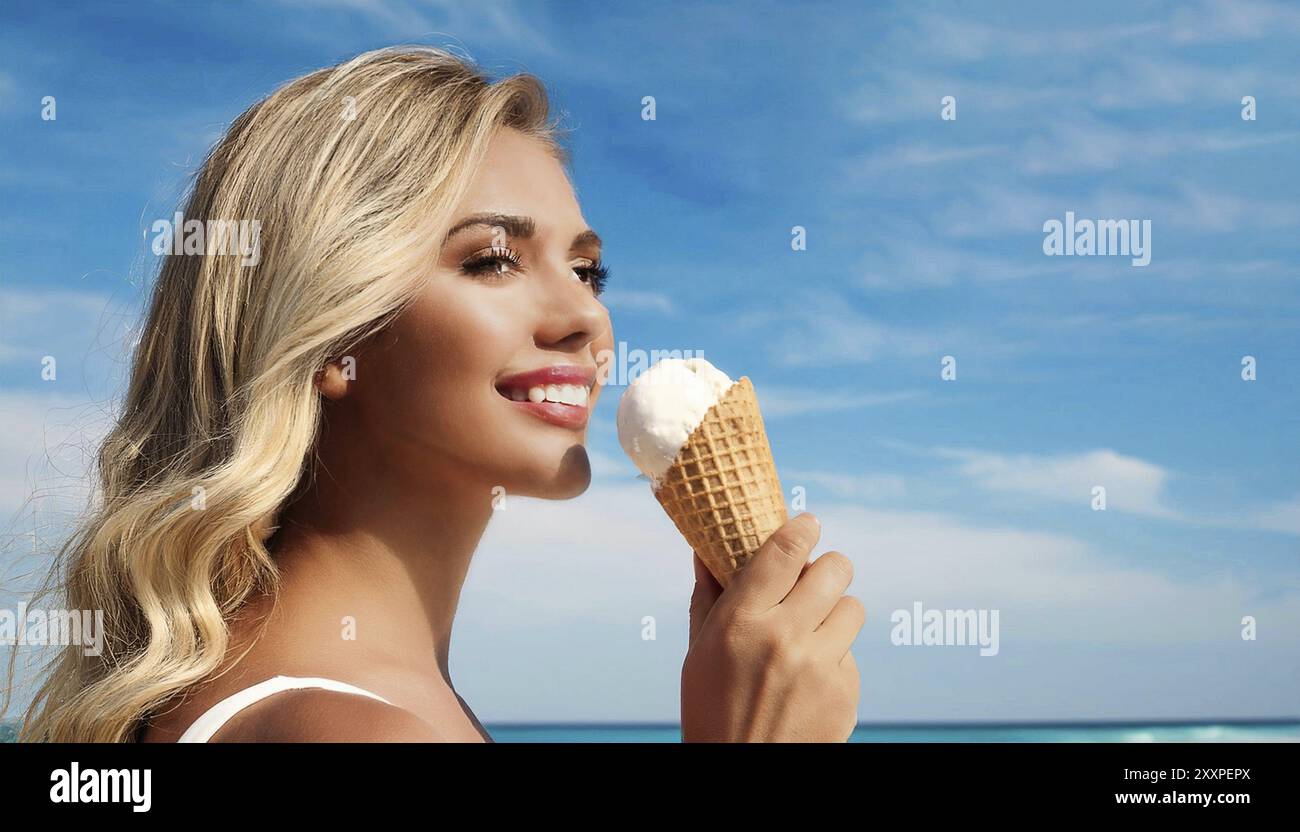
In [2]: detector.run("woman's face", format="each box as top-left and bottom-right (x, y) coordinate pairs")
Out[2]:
(338, 128), (614, 501)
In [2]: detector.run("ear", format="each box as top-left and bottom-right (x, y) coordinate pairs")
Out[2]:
(314, 358), (353, 401)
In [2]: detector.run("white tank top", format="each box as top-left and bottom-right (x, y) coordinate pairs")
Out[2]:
(175, 675), (393, 743)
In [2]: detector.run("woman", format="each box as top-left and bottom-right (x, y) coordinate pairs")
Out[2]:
(15, 46), (862, 742)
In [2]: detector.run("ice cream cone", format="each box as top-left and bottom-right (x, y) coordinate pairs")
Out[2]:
(652, 376), (787, 587)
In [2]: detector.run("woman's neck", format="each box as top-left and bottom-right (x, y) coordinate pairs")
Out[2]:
(266, 461), (496, 685)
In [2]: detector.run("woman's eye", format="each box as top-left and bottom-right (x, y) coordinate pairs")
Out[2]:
(573, 260), (610, 295)
(461, 247), (522, 278)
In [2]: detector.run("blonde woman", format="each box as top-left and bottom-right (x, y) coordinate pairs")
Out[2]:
(11, 46), (862, 743)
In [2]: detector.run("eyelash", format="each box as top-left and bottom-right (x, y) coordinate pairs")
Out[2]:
(460, 246), (610, 295)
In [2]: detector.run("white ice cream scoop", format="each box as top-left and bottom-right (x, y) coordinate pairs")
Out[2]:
(616, 357), (735, 481)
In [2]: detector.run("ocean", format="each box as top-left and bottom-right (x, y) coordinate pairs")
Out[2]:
(486, 722), (1300, 743)
(4, 721), (1297, 743)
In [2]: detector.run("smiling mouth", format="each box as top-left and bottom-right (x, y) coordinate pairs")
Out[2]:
(494, 365), (597, 430)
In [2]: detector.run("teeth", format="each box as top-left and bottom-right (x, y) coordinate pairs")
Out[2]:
(512, 383), (592, 406)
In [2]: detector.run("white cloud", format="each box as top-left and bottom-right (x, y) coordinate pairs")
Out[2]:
(1001, 309), (1248, 337)
(1167, 0), (1300, 42)
(273, 0), (559, 58)
(814, 503), (1300, 648)
(460, 480), (1289, 644)
(1088, 55), (1272, 109)
(782, 469), (906, 502)
(0, 389), (111, 526)
(854, 227), (1072, 289)
(738, 292), (936, 366)
(1166, 184), (1300, 233)
(757, 386), (924, 418)
(841, 4), (1299, 126)
(938, 183), (1300, 240)
(0, 287), (121, 367)
(893, 12), (1162, 63)
(841, 143), (1003, 178)
(454, 482), (1300, 720)
(585, 448), (640, 481)
(1018, 117), (1300, 176)
(1253, 495), (1300, 535)
(839, 69), (1064, 124)
(466, 483), (686, 613)
(934, 447), (1181, 520)
(0, 289), (130, 526)
(600, 290), (673, 315)
(938, 185), (1069, 240)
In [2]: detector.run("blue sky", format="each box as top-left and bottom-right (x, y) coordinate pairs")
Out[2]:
(2, 0), (1298, 723)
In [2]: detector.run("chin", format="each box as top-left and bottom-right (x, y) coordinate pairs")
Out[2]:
(545, 474), (591, 501)
(506, 444), (593, 500)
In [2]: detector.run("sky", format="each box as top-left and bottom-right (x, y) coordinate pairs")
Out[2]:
(1, 0), (1298, 724)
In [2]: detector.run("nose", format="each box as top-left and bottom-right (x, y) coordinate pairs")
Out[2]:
(534, 264), (610, 353)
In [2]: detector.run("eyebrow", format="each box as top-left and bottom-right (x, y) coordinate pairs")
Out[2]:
(442, 212), (602, 252)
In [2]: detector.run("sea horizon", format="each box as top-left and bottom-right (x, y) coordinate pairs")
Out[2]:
(5, 718), (1299, 743)
(486, 718), (1300, 743)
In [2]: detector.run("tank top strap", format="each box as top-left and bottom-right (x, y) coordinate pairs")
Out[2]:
(175, 675), (394, 743)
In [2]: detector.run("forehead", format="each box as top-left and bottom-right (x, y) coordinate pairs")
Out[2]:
(453, 128), (583, 229)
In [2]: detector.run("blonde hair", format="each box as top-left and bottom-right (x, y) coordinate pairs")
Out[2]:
(6, 45), (565, 742)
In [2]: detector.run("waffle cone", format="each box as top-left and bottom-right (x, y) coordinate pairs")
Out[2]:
(653, 377), (787, 587)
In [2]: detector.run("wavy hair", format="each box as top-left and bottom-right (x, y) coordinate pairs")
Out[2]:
(5, 45), (565, 742)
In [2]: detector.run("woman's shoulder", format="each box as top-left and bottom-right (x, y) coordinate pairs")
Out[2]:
(209, 687), (446, 742)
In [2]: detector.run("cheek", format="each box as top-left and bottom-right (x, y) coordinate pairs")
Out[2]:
(419, 291), (519, 379)
(371, 285), (526, 426)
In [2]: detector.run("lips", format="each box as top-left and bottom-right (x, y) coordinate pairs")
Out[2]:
(495, 364), (597, 430)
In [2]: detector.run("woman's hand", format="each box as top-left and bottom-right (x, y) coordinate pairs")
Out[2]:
(680, 513), (863, 742)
